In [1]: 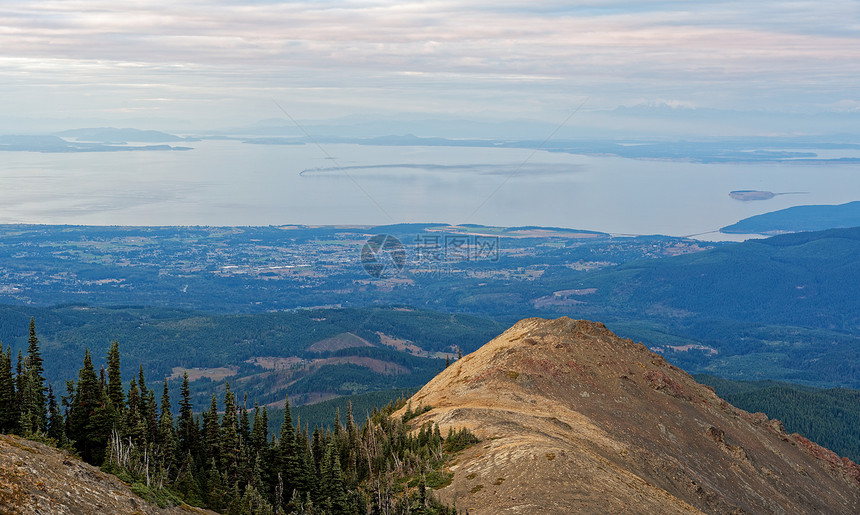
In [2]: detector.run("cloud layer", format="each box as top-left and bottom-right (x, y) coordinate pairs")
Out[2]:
(1, 1), (858, 131)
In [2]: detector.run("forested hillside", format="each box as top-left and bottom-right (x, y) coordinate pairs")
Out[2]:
(0, 305), (503, 410)
(0, 319), (476, 513)
(558, 227), (860, 387)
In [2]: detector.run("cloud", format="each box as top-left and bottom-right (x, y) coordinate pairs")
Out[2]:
(1, 1), (858, 131)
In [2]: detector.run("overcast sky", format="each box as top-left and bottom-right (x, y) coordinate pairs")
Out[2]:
(1, 1), (858, 136)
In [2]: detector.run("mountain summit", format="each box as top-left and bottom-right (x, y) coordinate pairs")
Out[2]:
(402, 317), (860, 514)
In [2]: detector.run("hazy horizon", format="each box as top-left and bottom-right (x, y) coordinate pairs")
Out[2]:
(1, 1), (858, 139)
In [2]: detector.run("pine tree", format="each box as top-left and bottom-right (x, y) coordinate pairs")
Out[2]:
(205, 457), (225, 511)
(177, 371), (196, 457)
(279, 395), (300, 499)
(106, 340), (124, 411)
(175, 451), (204, 507)
(14, 350), (23, 411)
(46, 383), (65, 442)
(0, 346), (18, 433)
(219, 383), (240, 482)
(20, 318), (47, 433)
(126, 376), (144, 444)
(138, 365), (158, 443)
(251, 403), (267, 456)
(321, 439), (350, 513)
(158, 379), (176, 472)
(239, 393), (251, 446)
(203, 394), (220, 466)
(68, 349), (104, 463)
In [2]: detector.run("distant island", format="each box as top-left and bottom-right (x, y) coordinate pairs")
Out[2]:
(729, 190), (808, 201)
(0, 134), (192, 153)
(54, 127), (198, 143)
(730, 190), (776, 201)
(721, 200), (860, 234)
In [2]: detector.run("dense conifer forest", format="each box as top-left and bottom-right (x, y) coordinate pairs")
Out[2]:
(0, 319), (478, 514)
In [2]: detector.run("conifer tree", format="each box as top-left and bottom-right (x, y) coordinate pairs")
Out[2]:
(138, 365), (158, 443)
(175, 451), (203, 506)
(279, 395), (301, 499)
(68, 349), (104, 463)
(294, 427), (315, 496)
(251, 403), (267, 456)
(46, 383), (65, 443)
(239, 393), (251, 446)
(126, 376), (144, 444)
(98, 365), (107, 397)
(158, 379), (176, 471)
(205, 457), (225, 511)
(203, 394), (220, 465)
(321, 439), (350, 512)
(26, 318), (47, 419)
(19, 318), (47, 433)
(15, 349), (24, 410)
(219, 382), (240, 482)
(177, 371), (196, 457)
(17, 367), (40, 436)
(0, 346), (18, 433)
(106, 340), (124, 411)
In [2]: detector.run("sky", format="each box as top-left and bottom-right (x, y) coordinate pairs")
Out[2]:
(1, 0), (858, 136)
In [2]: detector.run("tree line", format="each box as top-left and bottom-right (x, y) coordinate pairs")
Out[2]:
(0, 318), (477, 514)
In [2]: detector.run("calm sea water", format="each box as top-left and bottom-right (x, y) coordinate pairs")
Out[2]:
(1, 140), (859, 240)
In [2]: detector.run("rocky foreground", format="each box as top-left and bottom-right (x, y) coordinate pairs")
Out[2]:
(401, 317), (860, 514)
(0, 433), (214, 515)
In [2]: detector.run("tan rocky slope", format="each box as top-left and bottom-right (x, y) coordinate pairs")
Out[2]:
(401, 317), (860, 514)
(0, 433), (214, 515)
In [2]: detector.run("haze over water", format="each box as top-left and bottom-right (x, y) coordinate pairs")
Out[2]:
(2, 140), (858, 239)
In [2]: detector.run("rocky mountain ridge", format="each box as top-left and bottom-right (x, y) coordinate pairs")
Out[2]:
(401, 317), (860, 514)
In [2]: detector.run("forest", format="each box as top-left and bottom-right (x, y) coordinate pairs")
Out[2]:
(0, 318), (478, 514)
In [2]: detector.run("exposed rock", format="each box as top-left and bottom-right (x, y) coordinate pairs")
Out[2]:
(0, 434), (214, 515)
(400, 317), (860, 514)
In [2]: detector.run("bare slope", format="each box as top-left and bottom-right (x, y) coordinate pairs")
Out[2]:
(402, 317), (860, 514)
(0, 434), (214, 515)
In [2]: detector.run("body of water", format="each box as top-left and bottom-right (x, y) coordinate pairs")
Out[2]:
(1, 140), (858, 239)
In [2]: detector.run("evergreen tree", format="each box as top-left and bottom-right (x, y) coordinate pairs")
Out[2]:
(14, 350), (23, 408)
(279, 395), (301, 499)
(175, 451), (204, 506)
(68, 349), (105, 463)
(239, 393), (251, 446)
(177, 371), (197, 457)
(205, 457), (226, 511)
(158, 379), (176, 472)
(106, 340), (124, 411)
(219, 383), (240, 483)
(126, 376), (145, 444)
(19, 318), (47, 434)
(46, 383), (65, 442)
(251, 403), (267, 456)
(0, 346), (18, 433)
(138, 365), (158, 443)
(203, 394), (221, 466)
(321, 439), (350, 513)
